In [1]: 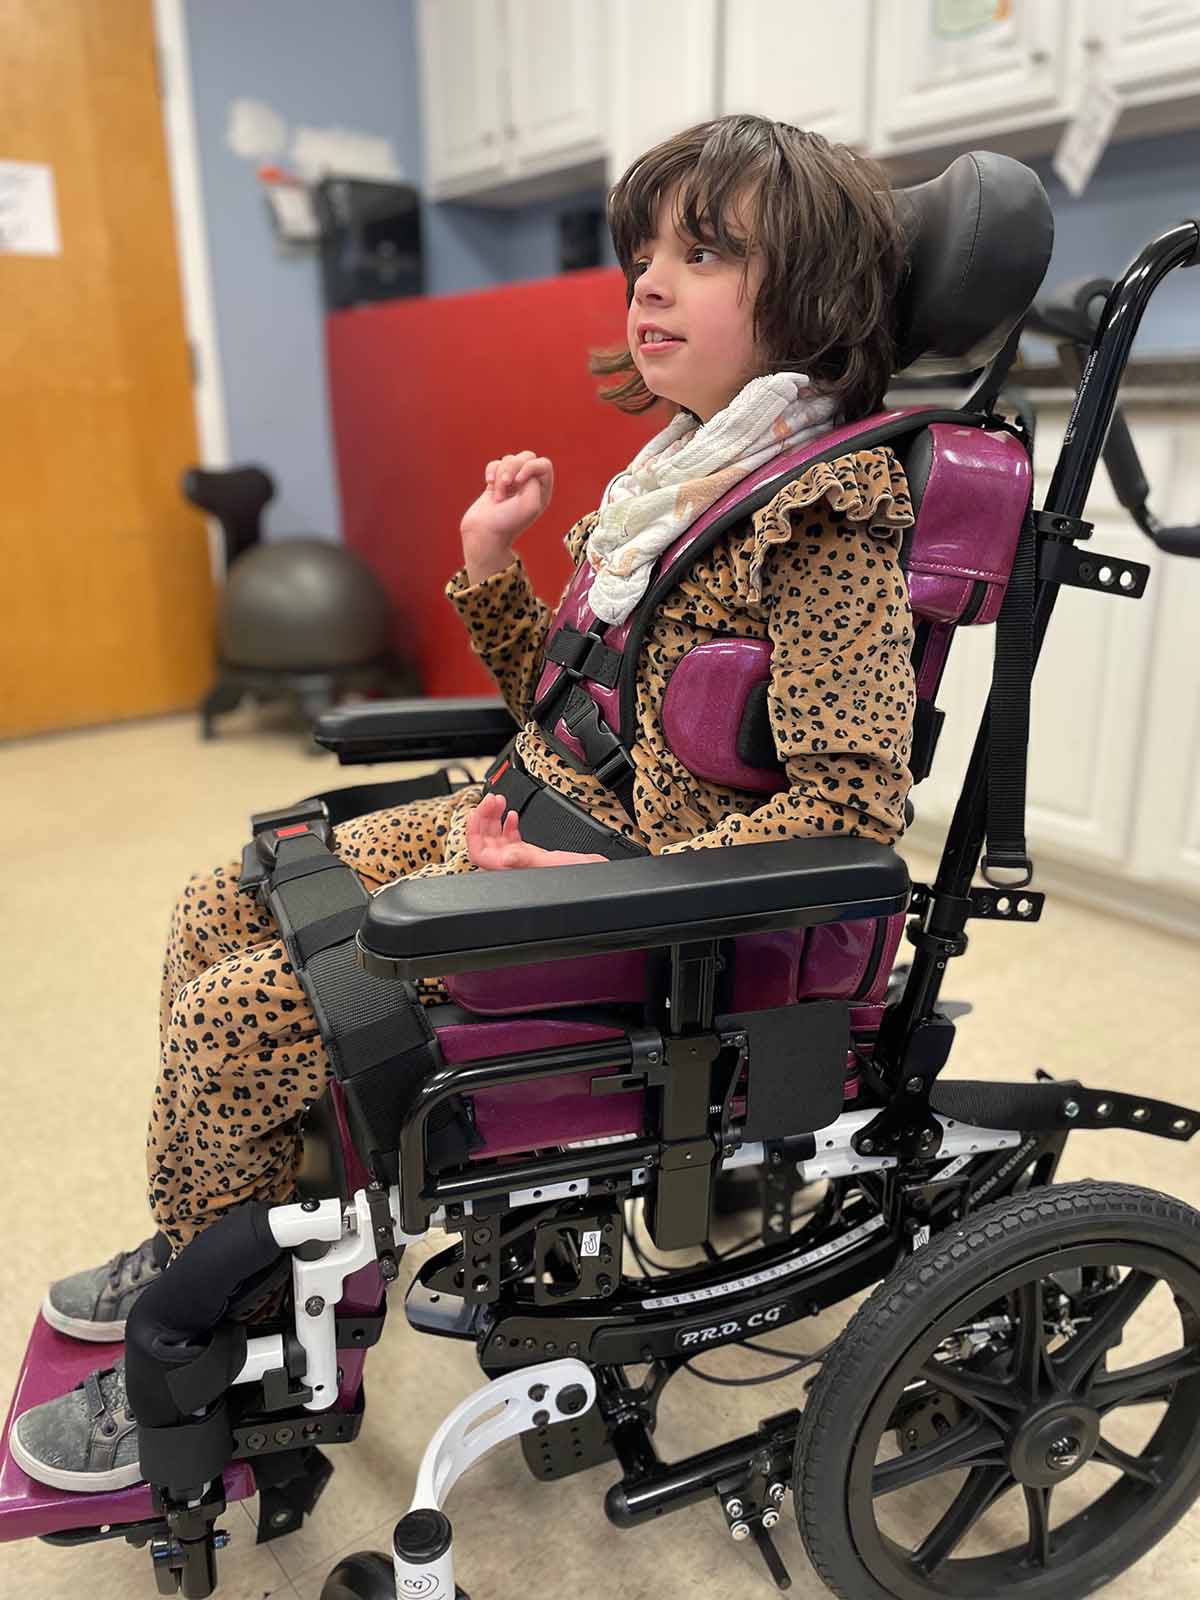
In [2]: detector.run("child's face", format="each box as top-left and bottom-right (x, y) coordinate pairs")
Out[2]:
(626, 185), (764, 424)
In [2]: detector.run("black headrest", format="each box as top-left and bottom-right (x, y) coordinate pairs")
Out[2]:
(893, 151), (1054, 377)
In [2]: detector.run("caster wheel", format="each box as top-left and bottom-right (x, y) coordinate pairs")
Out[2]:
(795, 1182), (1200, 1600)
(321, 1551), (393, 1599)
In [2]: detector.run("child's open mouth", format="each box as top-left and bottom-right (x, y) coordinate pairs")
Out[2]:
(639, 335), (685, 354)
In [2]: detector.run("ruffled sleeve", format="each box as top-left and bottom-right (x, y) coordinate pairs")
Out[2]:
(661, 446), (917, 852)
(740, 445), (914, 605)
(443, 510), (601, 724)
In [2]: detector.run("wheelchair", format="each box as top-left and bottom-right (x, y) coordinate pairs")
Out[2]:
(5, 150), (1200, 1600)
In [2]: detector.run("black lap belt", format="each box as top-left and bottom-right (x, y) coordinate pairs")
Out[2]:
(484, 754), (648, 861)
(238, 809), (477, 1184)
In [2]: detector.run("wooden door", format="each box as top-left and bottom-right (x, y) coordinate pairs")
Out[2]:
(0, 0), (214, 738)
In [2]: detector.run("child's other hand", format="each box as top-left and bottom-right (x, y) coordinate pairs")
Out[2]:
(466, 792), (606, 870)
(460, 451), (554, 554)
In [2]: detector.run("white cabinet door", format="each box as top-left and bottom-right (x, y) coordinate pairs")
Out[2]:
(1128, 429), (1200, 896)
(1089, 0), (1200, 106)
(910, 413), (1167, 877)
(721, 0), (872, 147)
(871, 0), (1080, 157)
(416, 0), (508, 191)
(607, 0), (719, 186)
(506, 0), (607, 174)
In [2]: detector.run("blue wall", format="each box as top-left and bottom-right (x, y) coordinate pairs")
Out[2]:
(1026, 128), (1200, 358)
(184, 0), (605, 540)
(183, 0), (1200, 542)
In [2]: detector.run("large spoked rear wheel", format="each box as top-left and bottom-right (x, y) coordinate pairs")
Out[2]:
(795, 1183), (1200, 1600)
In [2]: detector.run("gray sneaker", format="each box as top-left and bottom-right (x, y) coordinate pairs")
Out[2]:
(42, 1234), (170, 1342)
(9, 1361), (142, 1492)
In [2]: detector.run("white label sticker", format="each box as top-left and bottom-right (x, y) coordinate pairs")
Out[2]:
(1053, 77), (1123, 199)
(581, 1230), (601, 1257)
(0, 161), (62, 256)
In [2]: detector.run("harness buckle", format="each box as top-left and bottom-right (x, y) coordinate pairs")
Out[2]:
(239, 799), (334, 894)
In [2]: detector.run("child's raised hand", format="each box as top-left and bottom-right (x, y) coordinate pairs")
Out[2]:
(460, 450), (554, 555)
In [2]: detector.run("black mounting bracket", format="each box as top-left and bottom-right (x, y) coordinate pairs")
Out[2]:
(1038, 540), (1150, 598)
(1033, 509), (1094, 541)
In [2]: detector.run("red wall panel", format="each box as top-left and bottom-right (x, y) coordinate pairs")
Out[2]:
(326, 267), (660, 698)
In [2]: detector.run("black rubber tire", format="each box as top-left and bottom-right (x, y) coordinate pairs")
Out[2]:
(795, 1181), (1200, 1600)
(320, 1551), (394, 1599)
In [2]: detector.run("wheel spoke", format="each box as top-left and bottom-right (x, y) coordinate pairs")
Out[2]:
(910, 1465), (1013, 1573)
(1055, 1270), (1157, 1393)
(917, 1361), (1024, 1428)
(1023, 1485), (1053, 1569)
(1091, 1349), (1200, 1413)
(1013, 1279), (1050, 1399)
(873, 1418), (1007, 1497)
(1093, 1436), (1163, 1487)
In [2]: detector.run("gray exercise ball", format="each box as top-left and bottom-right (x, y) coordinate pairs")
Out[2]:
(218, 538), (392, 671)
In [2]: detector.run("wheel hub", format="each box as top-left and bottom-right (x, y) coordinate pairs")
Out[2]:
(1009, 1400), (1101, 1487)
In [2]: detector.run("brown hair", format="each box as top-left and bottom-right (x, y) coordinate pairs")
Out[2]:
(590, 115), (905, 422)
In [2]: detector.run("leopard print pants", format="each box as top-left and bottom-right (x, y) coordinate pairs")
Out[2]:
(148, 784), (482, 1254)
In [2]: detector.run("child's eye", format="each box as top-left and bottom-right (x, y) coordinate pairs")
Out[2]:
(688, 245), (719, 264)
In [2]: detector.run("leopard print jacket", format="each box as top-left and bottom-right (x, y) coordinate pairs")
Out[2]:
(441, 445), (916, 856)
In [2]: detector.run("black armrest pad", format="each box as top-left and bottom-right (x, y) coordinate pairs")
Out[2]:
(357, 837), (910, 978)
(313, 698), (517, 766)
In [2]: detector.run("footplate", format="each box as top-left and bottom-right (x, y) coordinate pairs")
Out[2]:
(522, 1398), (615, 1481)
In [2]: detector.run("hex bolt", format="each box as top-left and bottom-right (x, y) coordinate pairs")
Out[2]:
(528, 1383), (549, 1402)
(473, 1227), (493, 1244)
(270, 1509), (292, 1528)
(725, 1498), (744, 1519)
(1063, 1100), (1081, 1120)
(859, 1138), (875, 1155)
(596, 1274), (613, 1294)
(905, 1076), (924, 1094)
(768, 1481), (786, 1506)
(305, 1295), (325, 1317)
(647, 1051), (660, 1063)
(730, 1521), (751, 1542)
(300, 1198), (320, 1212)
(531, 1409), (550, 1428)
(245, 1431), (266, 1451)
(273, 1426), (295, 1446)
(762, 1508), (781, 1530)
(918, 1128), (938, 1152)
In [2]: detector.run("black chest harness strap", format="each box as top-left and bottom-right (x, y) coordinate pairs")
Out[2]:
(483, 749), (647, 860)
(238, 802), (479, 1184)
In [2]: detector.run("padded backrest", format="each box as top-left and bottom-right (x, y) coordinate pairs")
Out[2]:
(657, 421), (1032, 796)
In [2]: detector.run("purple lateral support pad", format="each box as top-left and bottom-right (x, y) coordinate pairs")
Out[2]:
(0, 1318), (254, 1541)
(905, 424), (1029, 625)
(661, 638), (785, 793)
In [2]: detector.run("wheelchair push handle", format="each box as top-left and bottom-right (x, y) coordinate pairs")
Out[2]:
(1028, 275), (1200, 558)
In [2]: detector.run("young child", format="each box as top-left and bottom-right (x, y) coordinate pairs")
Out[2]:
(14, 113), (916, 1491)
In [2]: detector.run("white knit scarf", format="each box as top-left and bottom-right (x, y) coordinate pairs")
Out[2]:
(585, 372), (840, 625)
